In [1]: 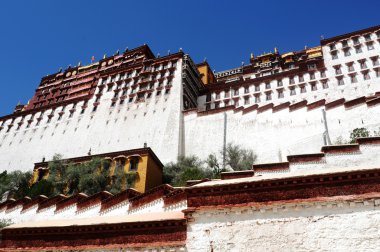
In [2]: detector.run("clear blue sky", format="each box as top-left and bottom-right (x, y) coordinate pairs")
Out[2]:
(0, 0), (379, 115)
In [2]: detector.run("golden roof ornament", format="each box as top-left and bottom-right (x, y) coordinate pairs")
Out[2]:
(274, 47), (278, 54)
(250, 53), (254, 59)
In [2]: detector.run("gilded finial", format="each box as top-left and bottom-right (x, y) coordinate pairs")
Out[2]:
(78, 61), (81, 67)
(103, 54), (107, 59)
(274, 47), (278, 53)
(250, 53), (254, 59)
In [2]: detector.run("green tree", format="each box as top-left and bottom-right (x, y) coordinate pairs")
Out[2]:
(46, 154), (66, 195)
(224, 143), (257, 171)
(163, 156), (211, 186)
(349, 128), (370, 143)
(205, 153), (226, 178)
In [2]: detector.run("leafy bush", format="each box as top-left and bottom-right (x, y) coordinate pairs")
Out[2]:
(0, 219), (13, 229)
(349, 128), (370, 143)
(163, 144), (257, 186)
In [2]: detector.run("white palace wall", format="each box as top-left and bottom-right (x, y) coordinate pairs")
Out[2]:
(184, 100), (380, 163)
(0, 60), (184, 172)
(186, 200), (380, 252)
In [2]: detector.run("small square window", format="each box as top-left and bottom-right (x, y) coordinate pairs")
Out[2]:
(156, 91), (161, 96)
(344, 49), (351, 57)
(278, 90), (284, 98)
(244, 97), (250, 105)
(255, 85), (260, 92)
(372, 57), (379, 66)
(300, 86), (306, 93)
(307, 63), (316, 70)
(338, 78), (345, 86)
(128, 97), (133, 103)
(266, 93), (272, 101)
(277, 80), (283, 87)
(367, 42), (375, 50)
(254, 95), (261, 103)
(311, 84), (317, 91)
(363, 72), (371, 80)
(348, 64), (355, 72)
(265, 83), (271, 89)
(129, 158), (139, 171)
(350, 75), (358, 83)
(331, 52), (338, 60)
(289, 77), (295, 84)
(360, 61), (367, 69)
(322, 81), (329, 89)
(355, 46), (362, 54)
(335, 66), (342, 75)
(290, 88), (296, 95)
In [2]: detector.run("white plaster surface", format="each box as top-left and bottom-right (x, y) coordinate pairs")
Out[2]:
(186, 202), (380, 251)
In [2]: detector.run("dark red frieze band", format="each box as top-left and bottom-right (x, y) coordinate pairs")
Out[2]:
(0, 219), (186, 251)
(185, 167), (380, 208)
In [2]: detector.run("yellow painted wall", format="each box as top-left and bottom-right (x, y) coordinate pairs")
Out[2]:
(32, 153), (162, 194)
(123, 155), (149, 193)
(145, 157), (163, 191)
(197, 63), (216, 85)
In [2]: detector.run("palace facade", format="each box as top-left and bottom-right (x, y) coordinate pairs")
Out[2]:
(0, 25), (380, 170)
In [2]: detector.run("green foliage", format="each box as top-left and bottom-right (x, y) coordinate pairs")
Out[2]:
(163, 144), (256, 186)
(0, 219), (13, 229)
(28, 180), (54, 198)
(373, 127), (380, 137)
(224, 143), (257, 171)
(0, 171), (11, 200)
(0, 156), (137, 200)
(163, 156), (211, 186)
(205, 154), (226, 178)
(11, 171), (33, 199)
(0, 170), (33, 200)
(349, 128), (370, 143)
(46, 154), (66, 195)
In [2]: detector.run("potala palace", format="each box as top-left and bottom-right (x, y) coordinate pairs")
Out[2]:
(1, 25), (380, 251)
